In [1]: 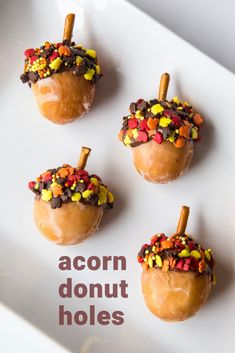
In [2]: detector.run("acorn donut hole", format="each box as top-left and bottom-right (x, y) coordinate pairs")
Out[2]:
(28, 147), (114, 245)
(20, 14), (102, 124)
(119, 73), (204, 183)
(138, 206), (215, 322)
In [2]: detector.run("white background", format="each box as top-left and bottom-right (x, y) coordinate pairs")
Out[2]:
(128, 0), (235, 74)
(0, 0), (235, 352)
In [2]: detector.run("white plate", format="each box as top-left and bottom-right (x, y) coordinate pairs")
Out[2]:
(0, 0), (235, 352)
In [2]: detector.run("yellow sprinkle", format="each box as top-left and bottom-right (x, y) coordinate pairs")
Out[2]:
(98, 192), (107, 205)
(99, 185), (108, 194)
(191, 127), (198, 139)
(173, 96), (180, 105)
(49, 57), (62, 70)
(144, 258), (147, 263)
(159, 117), (171, 127)
(107, 191), (114, 203)
(191, 250), (201, 259)
(84, 68), (95, 80)
(34, 183), (39, 190)
(82, 190), (93, 199)
(75, 55), (83, 65)
(212, 274), (216, 285)
(167, 132), (175, 142)
(71, 193), (81, 202)
(96, 65), (101, 74)
(41, 189), (52, 202)
(178, 249), (191, 257)
(135, 110), (143, 118)
(86, 49), (97, 58)
(155, 255), (162, 268)
(145, 250), (149, 254)
(124, 135), (131, 145)
(205, 250), (211, 261)
(51, 182), (58, 188)
(132, 128), (138, 139)
(90, 177), (99, 186)
(151, 104), (164, 115)
(148, 257), (153, 268)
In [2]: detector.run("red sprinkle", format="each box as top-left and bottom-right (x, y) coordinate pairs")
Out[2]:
(153, 132), (163, 144)
(77, 170), (89, 176)
(28, 181), (36, 189)
(171, 115), (181, 127)
(49, 51), (59, 61)
(128, 118), (138, 129)
(82, 176), (90, 184)
(55, 43), (63, 48)
(140, 119), (149, 131)
(29, 56), (37, 64)
(176, 259), (184, 269)
(24, 48), (35, 57)
(137, 131), (148, 143)
(188, 241), (196, 251)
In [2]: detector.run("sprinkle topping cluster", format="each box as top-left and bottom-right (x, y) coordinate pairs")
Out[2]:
(138, 233), (215, 281)
(119, 97), (204, 148)
(20, 40), (102, 85)
(28, 164), (114, 209)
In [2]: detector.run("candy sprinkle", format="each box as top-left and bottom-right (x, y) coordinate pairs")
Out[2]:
(119, 97), (204, 148)
(137, 233), (215, 282)
(20, 41), (102, 85)
(28, 164), (114, 209)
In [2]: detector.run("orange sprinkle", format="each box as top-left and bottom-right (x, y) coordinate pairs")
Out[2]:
(68, 167), (75, 175)
(199, 260), (206, 273)
(174, 137), (185, 148)
(58, 45), (71, 56)
(41, 171), (51, 180)
(127, 129), (133, 138)
(161, 240), (173, 249)
(193, 113), (204, 126)
(57, 167), (69, 178)
(179, 125), (190, 138)
(51, 185), (63, 197)
(147, 117), (159, 130)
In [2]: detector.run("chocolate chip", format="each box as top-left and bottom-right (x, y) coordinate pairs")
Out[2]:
(129, 102), (136, 114)
(86, 193), (98, 206)
(137, 100), (147, 111)
(70, 48), (86, 57)
(75, 183), (86, 193)
(63, 39), (71, 46)
(73, 65), (87, 76)
(41, 49), (52, 58)
(63, 55), (75, 63)
(149, 99), (158, 106)
(28, 72), (38, 83)
(56, 178), (65, 185)
(64, 188), (72, 197)
(161, 127), (171, 139)
(61, 194), (69, 202)
(51, 197), (62, 209)
(20, 73), (29, 83)
(145, 111), (155, 118)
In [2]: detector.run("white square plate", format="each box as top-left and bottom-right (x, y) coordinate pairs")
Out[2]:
(0, 0), (235, 352)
